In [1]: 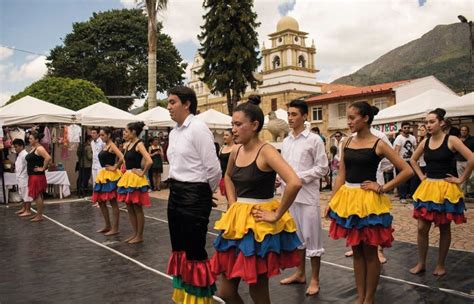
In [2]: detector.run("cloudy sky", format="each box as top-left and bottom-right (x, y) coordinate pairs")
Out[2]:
(0, 0), (472, 105)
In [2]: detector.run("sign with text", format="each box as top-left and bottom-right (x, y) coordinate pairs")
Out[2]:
(373, 122), (400, 134)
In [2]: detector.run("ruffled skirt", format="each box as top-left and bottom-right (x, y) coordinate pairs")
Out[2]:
(116, 171), (150, 206)
(412, 179), (466, 226)
(28, 174), (47, 200)
(328, 184), (394, 248)
(210, 199), (302, 285)
(91, 168), (122, 203)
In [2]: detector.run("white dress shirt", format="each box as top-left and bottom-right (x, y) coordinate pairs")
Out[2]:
(167, 114), (221, 191)
(281, 128), (329, 205)
(15, 149), (29, 188)
(91, 138), (105, 170)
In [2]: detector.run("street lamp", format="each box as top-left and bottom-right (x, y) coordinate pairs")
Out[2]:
(458, 15), (473, 93)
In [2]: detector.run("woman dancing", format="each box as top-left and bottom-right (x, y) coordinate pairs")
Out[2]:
(91, 127), (124, 235)
(218, 129), (235, 199)
(26, 131), (52, 222)
(326, 102), (412, 304)
(409, 108), (473, 276)
(117, 122), (152, 244)
(211, 95), (303, 304)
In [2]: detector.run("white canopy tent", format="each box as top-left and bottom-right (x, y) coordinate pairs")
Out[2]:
(264, 108), (287, 126)
(76, 102), (137, 128)
(0, 95), (78, 125)
(444, 92), (474, 117)
(373, 90), (462, 125)
(136, 106), (174, 128)
(196, 109), (232, 129)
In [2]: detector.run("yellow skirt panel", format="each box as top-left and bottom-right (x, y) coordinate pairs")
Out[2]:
(172, 289), (213, 304)
(116, 170), (149, 188)
(214, 199), (297, 242)
(412, 179), (463, 204)
(95, 168), (122, 183)
(328, 185), (392, 218)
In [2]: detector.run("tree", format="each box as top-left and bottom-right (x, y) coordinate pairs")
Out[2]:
(142, 0), (168, 109)
(198, 0), (261, 114)
(47, 9), (186, 110)
(7, 77), (108, 111)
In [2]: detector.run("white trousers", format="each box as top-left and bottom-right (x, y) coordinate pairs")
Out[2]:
(289, 202), (325, 257)
(19, 186), (33, 203)
(92, 167), (100, 187)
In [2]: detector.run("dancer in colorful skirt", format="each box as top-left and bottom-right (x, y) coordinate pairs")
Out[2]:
(26, 130), (52, 222)
(279, 99), (328, 296)
(91, 127), (124, 236)
(211, 95), (303, 304)
(166, 86), (222, 304)
(409, 108), (473, 276)
(117, 122), (152, 244)
(325, 102), (412, 304)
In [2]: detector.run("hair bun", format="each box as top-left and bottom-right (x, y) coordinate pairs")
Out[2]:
(434, 108), (446, 119)
(137, 121), (145, 128)
(247, 94), (261, 106)
(371, 106), (379, 116)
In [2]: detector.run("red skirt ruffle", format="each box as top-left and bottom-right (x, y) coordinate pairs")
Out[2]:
(28, 175), (47, 200)
(167, 251), (216, 287)
(117, 190), (151, 207)
(413, 207), (466, 226)
(92, 191), (117, 203)
(219, 178), (226, 197)
(210, 248), (301, 285)
(329, 220), (394, 248)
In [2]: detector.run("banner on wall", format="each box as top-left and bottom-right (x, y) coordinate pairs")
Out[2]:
(373, 122), (401, 134)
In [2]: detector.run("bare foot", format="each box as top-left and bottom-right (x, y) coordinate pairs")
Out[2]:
(128, 237), (143, 244)
(123, 235), (135, 243)
(433, 265), (446, 277)
(305, 279), (320, 296)
(345, 250), (353, 257)
(280, 273), (306, 285)
(16, 208), (26, 215)
(104, 230), (119, 236)
(19, 211), (32, 217)
(30, 216), (43, 222)
(97, 227), (111, 233)
(409, 264), (426, 275)
(378, 250), (387, 264)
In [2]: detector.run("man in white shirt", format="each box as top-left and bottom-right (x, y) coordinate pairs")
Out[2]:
(279, 100), (329, 296)
(13, 139), (33, 217)
(393, 122), (417, 202)
(165, 86), (221, 302)
(90, 127), (104, 187)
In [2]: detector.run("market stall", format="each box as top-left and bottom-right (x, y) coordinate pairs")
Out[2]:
(76, 102), (137, 128)
(196, 109), (232, 129)
(136, 106), (174, 128)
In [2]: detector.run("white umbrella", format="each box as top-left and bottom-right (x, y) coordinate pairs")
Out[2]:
(196, 109), (232, 129)
(136, 106), (174, 128)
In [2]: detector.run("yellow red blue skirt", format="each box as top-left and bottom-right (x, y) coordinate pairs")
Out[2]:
(412, 179), (466, 226)
(116, 170), (151, 206)
(328, 183), (394, 248)
(210, 198), (302, 285)
(92, 168), (122, 202)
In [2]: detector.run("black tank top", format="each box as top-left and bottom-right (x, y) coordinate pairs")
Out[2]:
(26, 148), (45, 176)
(344, 137), (382, 183)
(231, 144), (276, 199)
(424, 135), (457, 179)
(98, 147), (116, 167)
(219, 150), (231, 177)
(124, 140), (143, 170)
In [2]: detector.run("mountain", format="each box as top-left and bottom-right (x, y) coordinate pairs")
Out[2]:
(332, 23), (472, 93)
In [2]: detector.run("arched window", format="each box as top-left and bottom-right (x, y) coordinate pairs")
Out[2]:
(298, 55), (306, 68)
(272, 56), (281, 69)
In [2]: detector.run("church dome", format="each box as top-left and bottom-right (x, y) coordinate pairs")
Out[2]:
(276, 16), (299, 32)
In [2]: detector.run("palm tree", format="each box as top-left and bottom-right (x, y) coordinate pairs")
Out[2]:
(139, 0), (168, 109)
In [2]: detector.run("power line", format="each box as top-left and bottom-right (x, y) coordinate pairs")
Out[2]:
(0, 44), (47, 57)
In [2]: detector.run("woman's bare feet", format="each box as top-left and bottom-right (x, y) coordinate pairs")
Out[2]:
(19, 211), (32, 217)
(30, 216), (43, 222)
(104, 229), (119, 236)
(123, 235), (136, 243)
(305, 278), (320, 296)
(128, 236), (143, 244)
(280, 273), (306, 285)
(345, 250), (353, 257)
(433, 265), (446, 276)
(378, 250), (387, 264)
(16, 208), (26, 215)
(409, 263), (426, 274)
(97, 227), (111, 233)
